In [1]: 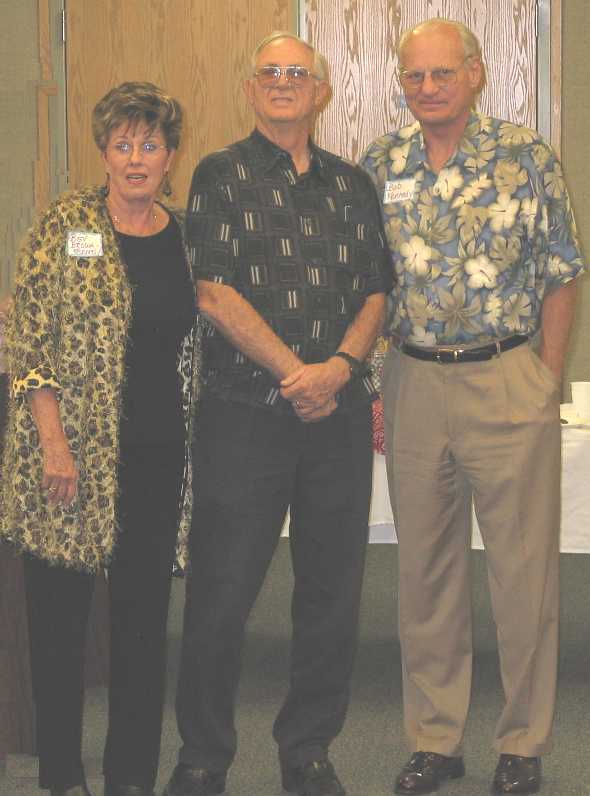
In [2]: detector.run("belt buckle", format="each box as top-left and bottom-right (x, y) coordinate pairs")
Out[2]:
(436, 347), (461, 363)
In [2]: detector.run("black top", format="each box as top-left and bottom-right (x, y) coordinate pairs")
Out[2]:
(118, 215), (194, 446)
(186, 128), (393, 414)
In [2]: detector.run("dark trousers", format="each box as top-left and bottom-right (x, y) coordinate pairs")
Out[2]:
(24, 442), (184, 790)
(176, 396), (373, 773)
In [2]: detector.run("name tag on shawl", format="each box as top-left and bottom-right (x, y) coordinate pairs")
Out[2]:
(383, 178), (416, 204)
(67, 230), (103, 258)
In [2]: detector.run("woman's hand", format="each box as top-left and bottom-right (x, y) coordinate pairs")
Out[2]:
(28, 387), (79, 506)
(42, 436), (78, 506)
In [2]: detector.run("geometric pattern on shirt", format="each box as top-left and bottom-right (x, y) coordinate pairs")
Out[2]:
(187, 128), (393, 411)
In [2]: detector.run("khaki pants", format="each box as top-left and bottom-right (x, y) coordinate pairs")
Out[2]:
(383, 342), (561, 757)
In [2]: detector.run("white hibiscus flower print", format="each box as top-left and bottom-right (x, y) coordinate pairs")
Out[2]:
(434, 166), (464, 201)
(488, 193), (520, 232)
(464, 255), (499, 289)
(389, 142), (411, 175)
(401, 235), (433, 276)
(399, 122), (420, 140)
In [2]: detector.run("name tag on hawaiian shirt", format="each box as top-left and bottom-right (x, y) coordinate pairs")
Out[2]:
(383, 178), (416, 204)
(67, 230), (103, 258)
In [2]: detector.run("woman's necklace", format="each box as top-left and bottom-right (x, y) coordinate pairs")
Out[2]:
(109, 204), (159, 232)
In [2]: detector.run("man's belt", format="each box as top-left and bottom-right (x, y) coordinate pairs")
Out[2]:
(400, 334), (529, 364)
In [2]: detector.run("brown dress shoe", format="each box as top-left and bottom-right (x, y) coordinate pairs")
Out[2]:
(492, 754), (541, 793)
(394, 751), (465, 794)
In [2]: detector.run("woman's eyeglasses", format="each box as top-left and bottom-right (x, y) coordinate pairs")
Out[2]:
(110, 141), (166, 156)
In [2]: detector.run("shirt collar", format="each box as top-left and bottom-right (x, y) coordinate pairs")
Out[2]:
(407, 111), (484, 172)
(248, 128), (330, 183)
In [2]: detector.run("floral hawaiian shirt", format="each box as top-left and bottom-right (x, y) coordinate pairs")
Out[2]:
(360, 113), (586, 345)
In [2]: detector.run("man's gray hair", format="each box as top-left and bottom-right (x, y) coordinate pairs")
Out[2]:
(251, 31), (330, 83)
(398, 18), (487, 95)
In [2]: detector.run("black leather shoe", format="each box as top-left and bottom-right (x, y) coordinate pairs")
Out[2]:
(282, 759), (345, 795)
(50, 785), (92, 796)
(104, 784), (154, 796)
(394, 752), (465, 794)
(162, 764), (226, 795)
(492, 755), (541, 793)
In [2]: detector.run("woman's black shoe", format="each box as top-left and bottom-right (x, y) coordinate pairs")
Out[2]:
(50, 785), (92, 796)
(104, 784), (155, 796)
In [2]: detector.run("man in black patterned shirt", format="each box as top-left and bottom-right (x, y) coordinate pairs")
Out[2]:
(164, 31), (392, 796)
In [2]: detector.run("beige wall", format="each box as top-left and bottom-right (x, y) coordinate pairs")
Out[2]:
(0, 0), (39, 295)
(1, 1), (589, 392)
(562, 0), (590, 393)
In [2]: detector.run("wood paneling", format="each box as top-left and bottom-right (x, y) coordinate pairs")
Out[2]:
(303, 0), (538, 162)
(0, 0), (40, 294)
(34, 0), (58, 213)
(66, 0), (296, 203)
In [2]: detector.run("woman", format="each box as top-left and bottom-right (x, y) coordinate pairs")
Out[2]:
(0, 83), (200, 796)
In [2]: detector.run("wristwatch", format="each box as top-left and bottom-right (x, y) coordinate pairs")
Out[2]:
(332, 351), (363, 379)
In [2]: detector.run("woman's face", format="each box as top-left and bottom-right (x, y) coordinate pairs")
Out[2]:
(102, 120), (175, 207)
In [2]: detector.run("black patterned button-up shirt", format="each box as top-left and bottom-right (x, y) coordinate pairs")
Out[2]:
(186, 129), (393, 413)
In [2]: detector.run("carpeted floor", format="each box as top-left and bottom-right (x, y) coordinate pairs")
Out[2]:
(2, 543), (589, 795)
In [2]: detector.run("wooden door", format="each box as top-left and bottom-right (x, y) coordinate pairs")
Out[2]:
(65, 0), (296, 202)
(302, 0), (540, 162)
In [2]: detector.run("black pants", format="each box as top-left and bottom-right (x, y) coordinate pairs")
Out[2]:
(176, 396), (373, 773)
(24, 442), (184, 790)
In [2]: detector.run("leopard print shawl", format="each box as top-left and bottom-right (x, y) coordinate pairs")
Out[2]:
(0, 186), (200, 571)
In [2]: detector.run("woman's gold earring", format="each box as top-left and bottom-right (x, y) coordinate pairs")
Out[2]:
(102, 173), (111, 197)
(161, 172), (172, 197)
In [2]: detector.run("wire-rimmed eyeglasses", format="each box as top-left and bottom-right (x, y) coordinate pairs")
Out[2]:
(253, 65), (319, 88)
(398, 57), (472, 94)
(109, 141), (167, 156)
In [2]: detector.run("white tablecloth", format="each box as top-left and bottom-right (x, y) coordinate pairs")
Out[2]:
(368, 426), (590, 553)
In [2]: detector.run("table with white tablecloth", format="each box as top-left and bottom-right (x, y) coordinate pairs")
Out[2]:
(368, 425), (590, 553)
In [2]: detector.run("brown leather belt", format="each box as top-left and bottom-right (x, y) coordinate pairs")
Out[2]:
(400, 334), (529, 364)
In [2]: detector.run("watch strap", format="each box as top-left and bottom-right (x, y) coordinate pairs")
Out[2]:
(332, 351), (363, 378)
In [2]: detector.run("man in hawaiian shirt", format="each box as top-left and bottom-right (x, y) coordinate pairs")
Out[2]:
(361, 17), (586, 796)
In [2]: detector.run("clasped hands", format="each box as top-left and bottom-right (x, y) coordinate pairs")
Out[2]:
(280, 357), (350, 422)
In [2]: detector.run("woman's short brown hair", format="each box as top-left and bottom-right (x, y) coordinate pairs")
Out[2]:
(92, 81), (183, 151)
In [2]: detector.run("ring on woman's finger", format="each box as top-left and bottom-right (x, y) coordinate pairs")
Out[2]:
(48, 486), (57, 492)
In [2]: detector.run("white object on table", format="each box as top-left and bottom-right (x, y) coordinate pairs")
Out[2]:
(571, 382), (590, 423)
(368, 421), (590, 553)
